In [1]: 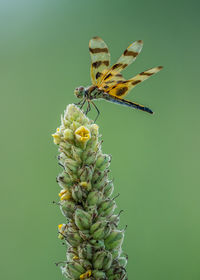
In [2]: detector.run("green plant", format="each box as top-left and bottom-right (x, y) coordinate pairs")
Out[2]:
(52, 104), (127, 280)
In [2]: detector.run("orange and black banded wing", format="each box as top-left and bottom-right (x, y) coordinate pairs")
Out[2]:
(107, 66), (163, 98)
(100, 40), (143, 84)
(89, 37), (110, 86)
(99, 72), (126, 91)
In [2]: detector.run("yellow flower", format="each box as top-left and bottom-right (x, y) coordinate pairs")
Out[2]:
(59, 189), (71, 200)
(75, 126), (91, 143)
(72, 256), (79, 260)
(58, 224), (63, 230)
(52, 133), (61, 144)
(80, 181), (88, 188)
(80, 270), (92, 279)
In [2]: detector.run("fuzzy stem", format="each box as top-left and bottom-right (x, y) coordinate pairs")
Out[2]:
(52, 104), (127, 280)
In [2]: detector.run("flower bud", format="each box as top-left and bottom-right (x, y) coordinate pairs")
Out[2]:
(102, 251), (113, 270)
(60, 200), (76, 219)
(91, 221), (111, 240)
(66, 262), (85, 279)
(71, 145), (83, 161)
(109, 214), (120, 228)
(93, 250), (112, 270)
(110, 249), (121, 259)
(92, 270), (106, 279)
(74, 209), (92, 230)
(63, 128), (74, 141)
(103, 181), (114, 198)
(90, 220), (103, 234)
(78, 165), (94, 182)
(86, 206), (98, 218)
(92, 169), (104, 183)
(56, 172), (72, 188)
(65, 231), (82, 247)
(96, 154), (111, 171)
(89, 239), (105, 250)
(59, 189), (71, 201)
(80, 270), (92, 279)
(52, 132), (61, 144)
(93, 251), (106, 270)
(98, 199), (116, 217)
(86, 190), (103, 206)
(71, 185), (86, 202)
(92, 170), (109, 190)
(78, 243), (93, 261)
(105, 230), (124, 250)
(118, 256), (128, 267)
(70, 120), (82, 131)
(90, 124), (99, 136)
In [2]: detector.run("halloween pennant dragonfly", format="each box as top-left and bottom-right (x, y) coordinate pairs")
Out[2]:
(74, 36), (163, 119)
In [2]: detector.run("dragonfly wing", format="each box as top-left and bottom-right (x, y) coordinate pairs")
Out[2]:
(99, 72), (126, 91)
(89, 37), (110, 85)
(100, 40), (143, 83)
(107, 66), (163, 98)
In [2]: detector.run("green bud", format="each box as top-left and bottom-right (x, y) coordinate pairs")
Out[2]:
(105, 230), (124, 250)
(63, 128), (74, 141)
(92, 270), (106, 280)
(89, 239), (105, 250)
(64, 158), (78, 173)
(98, 199), (116, 217)
(71, 145), (83, 161)
(78, 243), (93, 260)
(92, 169), (102, 182)
(102, 251), (113, 270)
(56, 173), (72, 188)
(66, 246), (78, 261)
(117, 256), (128, 267)
(82, 150), (97, 165)
(93, 251), (106, 270)
(60, 200), (76, 219)
(59, 141), (71, 153)
(65, 231), (82, 247)
(70, 120), (82, 131)
(92, 222), (111, 240)
(86, 205), (98, 217)
(65, 262), (85, 279)
(78, 165), (94, 182)
(92, 171), (109, 190)
(103, 181), (114, 198)
(86, 190), (103, 206)
(93, 250), (112, 270)
(79, 259), (92, 270)
(74, 209), (92, 230)
(90, 220), (103, 234)
(110, 249), (121, 259)
(96, 154), (111, 170)
(109, 214), (120, 228)
(71, 185), (86, 202)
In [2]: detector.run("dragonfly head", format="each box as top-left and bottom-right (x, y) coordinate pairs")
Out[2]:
(74, 86), (85, 99)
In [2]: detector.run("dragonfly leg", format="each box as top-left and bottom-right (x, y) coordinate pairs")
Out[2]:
(91, 101), (100, 122)
(80, 98), (86, 110)
(85, 101), (91, 115)
(74, 100), (83, 106)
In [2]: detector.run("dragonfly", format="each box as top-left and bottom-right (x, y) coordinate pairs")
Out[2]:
(74, 36), (163, 120)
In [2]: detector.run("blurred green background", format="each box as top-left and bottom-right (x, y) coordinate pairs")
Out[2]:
(1, 0), (200, 279)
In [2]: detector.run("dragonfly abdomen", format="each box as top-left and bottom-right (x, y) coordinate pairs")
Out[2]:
(101, 93), (153, 114)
